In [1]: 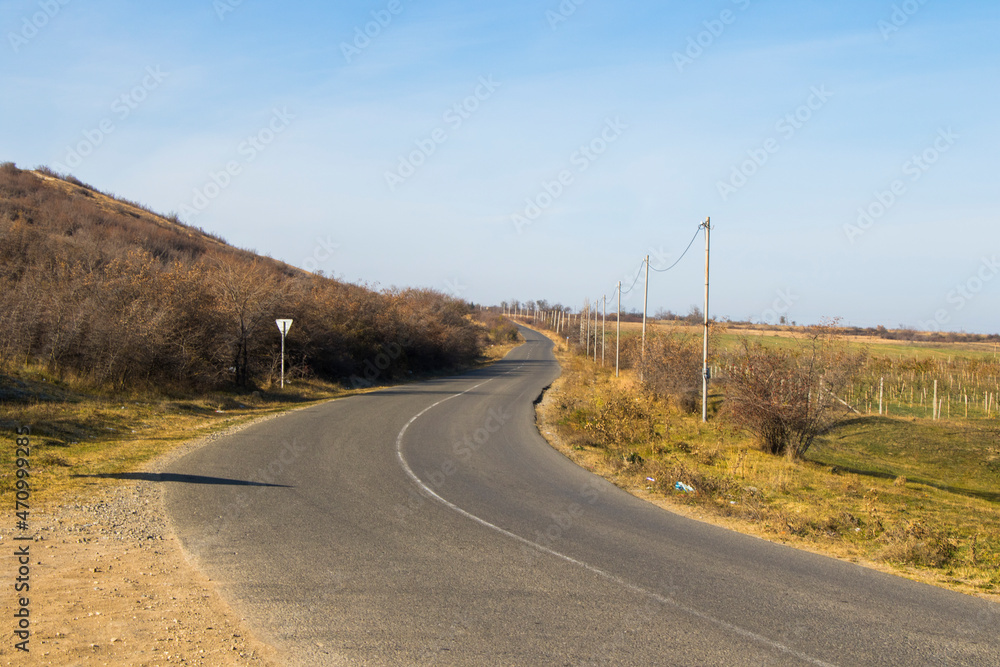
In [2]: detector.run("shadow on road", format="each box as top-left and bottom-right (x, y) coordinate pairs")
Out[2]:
(72, 472), (292, 488)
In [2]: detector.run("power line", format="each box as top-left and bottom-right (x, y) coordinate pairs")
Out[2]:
(565, 222), (707, 314)
(618, 259), (646, 296)
(649, 227), (702, 273)
(608, 223), (702, 301)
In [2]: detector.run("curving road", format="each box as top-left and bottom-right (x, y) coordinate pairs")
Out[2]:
(164, 326), (999, 665)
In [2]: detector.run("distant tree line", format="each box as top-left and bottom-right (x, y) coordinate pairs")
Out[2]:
(0, 163), (498, 391)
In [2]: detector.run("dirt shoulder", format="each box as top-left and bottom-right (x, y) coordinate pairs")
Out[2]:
(0, 413), (294, 666)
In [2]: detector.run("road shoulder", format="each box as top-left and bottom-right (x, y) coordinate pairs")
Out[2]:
(1, 412), (300, 665)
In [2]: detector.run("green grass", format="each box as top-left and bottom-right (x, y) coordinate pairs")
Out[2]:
(810, 417), (1000, 504)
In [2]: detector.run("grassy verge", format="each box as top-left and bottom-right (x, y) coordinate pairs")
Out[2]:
(533, 329), (1000, 600)
(0, 338), (521, 508)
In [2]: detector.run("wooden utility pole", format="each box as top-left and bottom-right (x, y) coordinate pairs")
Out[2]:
(701, 217), (711, 423)
(602, 295), (606, 367)
(641, 255), (650, 363)
(616, 282), (621, 377)
(594, 299), (601, 364)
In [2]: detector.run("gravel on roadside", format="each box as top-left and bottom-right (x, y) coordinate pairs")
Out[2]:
(0, 409), (309, 666)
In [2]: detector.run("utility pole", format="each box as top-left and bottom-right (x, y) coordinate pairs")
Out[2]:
(594, 299), (601, 364)
(641, 255), (650, 380)
(590, 303), (594, 356)
(602, 295), (606, 367)
(641, 255), (650, 361)
(616, 282), (621, 377)
(701, 217), (711, 423)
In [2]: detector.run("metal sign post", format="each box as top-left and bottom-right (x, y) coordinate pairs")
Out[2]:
(276, 319), (293, 389)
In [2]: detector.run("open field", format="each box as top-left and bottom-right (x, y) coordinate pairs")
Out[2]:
(571, 319), (1000, 420)
(593, 319), (1000, 358)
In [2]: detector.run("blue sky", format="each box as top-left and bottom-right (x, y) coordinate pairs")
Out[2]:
(3, 0), (999, 332)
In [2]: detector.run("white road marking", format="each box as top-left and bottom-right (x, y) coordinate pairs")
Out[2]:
(394, 358), (839, 667)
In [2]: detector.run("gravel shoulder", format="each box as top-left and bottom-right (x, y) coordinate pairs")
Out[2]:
(0, 412), (305, 666)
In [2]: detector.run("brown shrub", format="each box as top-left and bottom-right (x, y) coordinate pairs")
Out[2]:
(582, 390), (658, 450)
(630, 331), (703, 412)
(0, 165), (490, 391)
(721, 331), (866, 458)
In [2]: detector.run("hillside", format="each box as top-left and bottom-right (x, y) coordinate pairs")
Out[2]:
(0, 162), (498, 391)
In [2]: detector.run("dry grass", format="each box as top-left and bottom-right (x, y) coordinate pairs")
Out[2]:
(31, 168), (233, 251)
(608, 320), (1000, 358)
(0, 369), (340, 506)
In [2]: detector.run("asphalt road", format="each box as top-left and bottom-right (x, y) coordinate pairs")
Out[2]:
(164, 326), (1000, 665)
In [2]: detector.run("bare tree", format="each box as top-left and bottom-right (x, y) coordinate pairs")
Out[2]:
(211, 257), (288, 387)
(631, 331), (703, 412)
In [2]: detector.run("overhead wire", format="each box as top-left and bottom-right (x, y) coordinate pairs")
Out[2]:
(578, 223), (704, 309)
(649, 227), (702, 273)
(618, 259), (647, 296)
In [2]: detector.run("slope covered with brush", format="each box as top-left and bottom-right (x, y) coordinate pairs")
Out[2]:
(0, 163), (489, 391)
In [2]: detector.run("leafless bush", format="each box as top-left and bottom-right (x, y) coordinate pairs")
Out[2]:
(0, 164), (491, 392)
(721, 330), (866, 458)
(630, 331), (703, 412)
(211, 256), (288, 387)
